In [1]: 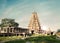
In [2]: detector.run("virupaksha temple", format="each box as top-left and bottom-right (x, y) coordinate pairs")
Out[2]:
(0, 12), (53, 36)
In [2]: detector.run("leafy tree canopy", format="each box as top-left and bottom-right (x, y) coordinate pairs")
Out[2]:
(57, 29), (60, 32)
(0, 18), (19, 27)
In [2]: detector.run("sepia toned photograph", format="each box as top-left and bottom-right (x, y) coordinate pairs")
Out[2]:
(0, 0), (60, 43)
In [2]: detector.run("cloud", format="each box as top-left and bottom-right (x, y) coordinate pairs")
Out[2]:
(0, 0), (60, 31)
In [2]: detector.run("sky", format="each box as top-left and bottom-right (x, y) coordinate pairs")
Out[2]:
(0, 0), (60, 31)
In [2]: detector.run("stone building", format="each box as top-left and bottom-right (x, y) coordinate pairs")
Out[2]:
(0, 26), (28, 36)
(0, 12), (52, 36)
(0, 18), (28, 36)
(28, 12), (41, 34)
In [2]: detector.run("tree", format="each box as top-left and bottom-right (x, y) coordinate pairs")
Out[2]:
(0, 18), (19, 27)
(57, 29), (60, 32)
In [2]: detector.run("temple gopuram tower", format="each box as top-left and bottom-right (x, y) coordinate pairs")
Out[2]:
(28, 12), (41, 34)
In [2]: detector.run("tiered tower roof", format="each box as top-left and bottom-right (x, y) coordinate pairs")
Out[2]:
(28, 12), (41, 33)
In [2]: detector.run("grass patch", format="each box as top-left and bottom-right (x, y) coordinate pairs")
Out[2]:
(5, 35), (60, 43)
(0, 36), (22, 42)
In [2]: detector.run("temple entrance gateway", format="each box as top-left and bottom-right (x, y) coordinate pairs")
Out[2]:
(28, 12), (41, 34)
(31, 30), (34, 34)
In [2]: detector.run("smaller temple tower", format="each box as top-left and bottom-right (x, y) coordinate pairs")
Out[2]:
(28, 12), (41, 34)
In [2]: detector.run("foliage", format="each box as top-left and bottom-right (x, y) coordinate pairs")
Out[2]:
(0, 18), (19, 27)
(57, 29), (60, 32)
